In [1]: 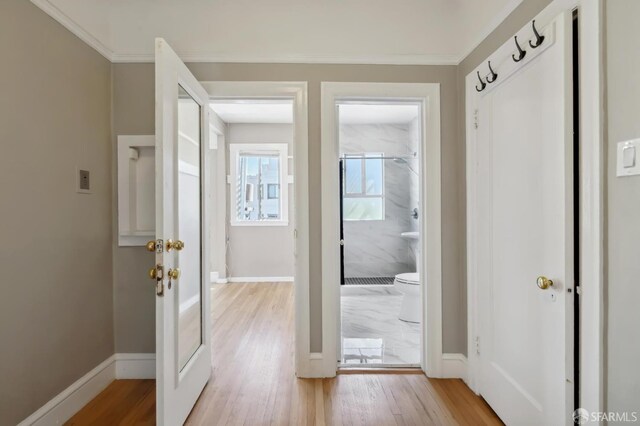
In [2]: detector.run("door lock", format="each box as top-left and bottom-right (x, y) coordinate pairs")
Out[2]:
(148, 264), (164, 296)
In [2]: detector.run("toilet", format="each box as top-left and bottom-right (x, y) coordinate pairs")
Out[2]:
(394, 272), (421, 323)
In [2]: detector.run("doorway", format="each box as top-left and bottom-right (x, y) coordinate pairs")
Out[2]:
(337, 102), (423, 367)
(321, 82), (443, 377)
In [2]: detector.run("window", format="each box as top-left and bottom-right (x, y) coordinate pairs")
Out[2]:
(342, 153), (384, 221)
(230, 144), (289, 226)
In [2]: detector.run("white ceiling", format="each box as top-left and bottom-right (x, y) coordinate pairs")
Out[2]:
(32, 0), (523, 64)
(211, 102), (293, 124)
(338, 104), (420, 124)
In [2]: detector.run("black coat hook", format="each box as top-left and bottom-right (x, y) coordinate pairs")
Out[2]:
(486, 61), (498, 84)
(512, 36), (527, 62)
(475, 71), (486, 92)
(529, 20), (545, 48)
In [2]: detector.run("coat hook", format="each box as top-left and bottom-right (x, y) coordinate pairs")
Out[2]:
(486, 61), (498, 84)
(512, 36), (527, 62)
(475, 71), (486, 92)
(529, 20), (545, 48)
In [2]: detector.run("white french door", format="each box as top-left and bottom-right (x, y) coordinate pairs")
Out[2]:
(472, 12), (574, 425)
(153, 38), (211, 426)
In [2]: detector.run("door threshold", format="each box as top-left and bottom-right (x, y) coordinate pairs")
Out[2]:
(338, 366), (423, 375)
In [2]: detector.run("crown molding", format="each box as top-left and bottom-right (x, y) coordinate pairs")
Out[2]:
(31, 0), (114, 61)
(111, 52), (460, 65)
(32, 0), (523, 66)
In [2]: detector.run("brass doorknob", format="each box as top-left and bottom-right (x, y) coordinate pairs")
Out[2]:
(536, 276), (553, 290)
(168, 268), (180, 279)
(146, 240), (156, 252)
(149, 267), (157, 280)
(166, 239), (185, 252)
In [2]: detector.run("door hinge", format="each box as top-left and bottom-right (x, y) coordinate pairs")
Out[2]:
(576, 285), (582, 295)
(339, 239), (345, 246)
(473, 109), (479, 129)
(475, 336), (480, 355)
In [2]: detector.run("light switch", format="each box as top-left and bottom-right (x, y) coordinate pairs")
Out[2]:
(617, 139), (640, 177)
(623, 146), (635, 168)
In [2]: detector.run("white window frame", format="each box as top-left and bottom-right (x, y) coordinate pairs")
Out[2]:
(229, 143), (289, 226)
(342, 153), (385, 221)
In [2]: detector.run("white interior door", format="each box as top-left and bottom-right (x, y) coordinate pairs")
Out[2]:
(154, 38), (211, 426)
(474, 12), (573, 425)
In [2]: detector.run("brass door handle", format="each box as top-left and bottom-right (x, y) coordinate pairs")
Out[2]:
(166, 239), (185, 252)
(536, 276), (553, 290)
(168, 268), (180, 280)
(149, 267), (157, 280)
(146, 240), (157, 252)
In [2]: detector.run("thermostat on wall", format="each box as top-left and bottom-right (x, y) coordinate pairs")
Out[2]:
(617, 139), (640, 177)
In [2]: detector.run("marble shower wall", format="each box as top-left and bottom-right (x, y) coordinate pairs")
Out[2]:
(340, 123), (418, 278)
(407, 116), (421, 269)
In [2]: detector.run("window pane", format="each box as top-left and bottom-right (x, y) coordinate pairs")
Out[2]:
(345, 158), (362, 194)
(343, 197), (384, 221)
(365, 157), (383, 195)
(236, 154), (280, 221)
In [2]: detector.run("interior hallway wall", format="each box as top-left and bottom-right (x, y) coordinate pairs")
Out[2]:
(111, 62), (463, 355)
(604, 0), (640, 415)
(0, 1), (113, 424)
(226, 123), (295, 278)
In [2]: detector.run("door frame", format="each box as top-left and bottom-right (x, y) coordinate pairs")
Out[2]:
(199, 81), (312, 377)
(321, 82), (443, 377)
(465, 0), (604, 418)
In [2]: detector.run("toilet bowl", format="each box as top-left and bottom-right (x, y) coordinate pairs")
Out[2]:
(394, 272), (421, 323)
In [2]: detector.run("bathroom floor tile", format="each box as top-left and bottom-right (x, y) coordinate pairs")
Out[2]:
(340, 286), (421, 366)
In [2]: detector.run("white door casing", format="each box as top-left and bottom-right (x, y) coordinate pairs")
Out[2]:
(469, 12), (574, 425)
(155, 38), (212, 426)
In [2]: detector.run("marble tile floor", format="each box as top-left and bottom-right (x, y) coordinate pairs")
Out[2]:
(340, 285), (421, 366)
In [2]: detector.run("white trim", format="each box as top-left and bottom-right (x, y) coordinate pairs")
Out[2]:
(30, 0), (114, 61)
(321, 82), (443, 378)
(18, 356), (115, 426)
(441, 354), (468, 382)
(577, 0), (604, 417)
(200, 81), (311, 378)
(465, 0), (604, 419)
(18, 353), (156, 426)
(227, 276), (294, 283)
(115, 353), (156, 379)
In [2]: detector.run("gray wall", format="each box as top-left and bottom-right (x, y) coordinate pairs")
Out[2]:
(604, 0), (640, 416)
(226, 123), (295, 278)
(0, 1), (114, 424)
(340, 123), (416, 278)
(112, 62), (464, 355)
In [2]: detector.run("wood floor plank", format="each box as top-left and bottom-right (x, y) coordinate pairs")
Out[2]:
(66, 283), (502, 426)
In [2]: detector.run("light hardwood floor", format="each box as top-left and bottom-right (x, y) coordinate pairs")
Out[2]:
(67, 282), (502, 425)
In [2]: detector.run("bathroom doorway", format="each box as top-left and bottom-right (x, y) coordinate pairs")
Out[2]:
(337, 101), (423, 367)
(321, 82), (442, 377)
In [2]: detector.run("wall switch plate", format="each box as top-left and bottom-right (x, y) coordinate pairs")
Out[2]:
(76, 167), (92, 194)
(617, 139), (640, 177)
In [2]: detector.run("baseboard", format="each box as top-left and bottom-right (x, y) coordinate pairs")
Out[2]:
(115, 353), (156, 379)
(19, 353), (156, 425)
(18, 355), (116, 426)
(227, 276), (294, 283)
(297, 352), (331, 378)
(441, 353), (468, 382)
